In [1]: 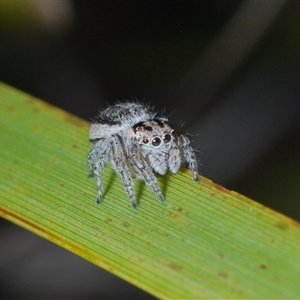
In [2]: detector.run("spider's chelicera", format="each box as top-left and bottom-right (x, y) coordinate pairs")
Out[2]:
(88, 102), (199, 208)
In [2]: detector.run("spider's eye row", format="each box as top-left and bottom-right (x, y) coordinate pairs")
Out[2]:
(151, 137), (162, 147)
(163, 133), (171, 144)
(142, 138), (149, 144)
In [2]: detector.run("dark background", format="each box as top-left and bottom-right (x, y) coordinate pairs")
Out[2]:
(1, 1), (300, 299)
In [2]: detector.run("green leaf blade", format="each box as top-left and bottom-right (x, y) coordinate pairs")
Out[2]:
(1, 82), (300, 298)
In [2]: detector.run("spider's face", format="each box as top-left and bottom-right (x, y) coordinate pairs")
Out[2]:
(141, 131), (173, 149)
(130, 119), (175, 151)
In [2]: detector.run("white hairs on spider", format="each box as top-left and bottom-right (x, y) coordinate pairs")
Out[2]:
(88, 101), (199, 209)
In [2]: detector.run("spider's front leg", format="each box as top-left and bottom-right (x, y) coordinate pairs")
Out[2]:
(178, 133), (199, 182)
(129, 149), (164, 203)
(111, 135), (138, 208)
(88, 139), (110, 204)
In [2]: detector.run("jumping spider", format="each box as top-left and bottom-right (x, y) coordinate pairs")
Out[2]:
(88, 102), (199, 208)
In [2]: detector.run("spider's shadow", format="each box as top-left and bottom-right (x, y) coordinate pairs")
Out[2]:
(135, 173), (169, 205)
(103, 170), (170, 205)
(103, 169), (117, 199)
(135, 180), (145, 205)
(157, 173), (169, 199)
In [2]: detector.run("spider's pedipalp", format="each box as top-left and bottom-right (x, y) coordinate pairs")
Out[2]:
(167, 139), (182, 174)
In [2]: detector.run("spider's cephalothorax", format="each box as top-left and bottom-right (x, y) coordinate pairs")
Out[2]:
(88, 102), (199, 208)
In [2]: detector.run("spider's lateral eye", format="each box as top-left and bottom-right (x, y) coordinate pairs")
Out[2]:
(143, 138), (149, 144)
(163, 133), (171, 144)
(151, 137), (162, 147)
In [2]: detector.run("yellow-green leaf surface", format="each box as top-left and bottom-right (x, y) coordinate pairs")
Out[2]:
(1, 82), (300, 299)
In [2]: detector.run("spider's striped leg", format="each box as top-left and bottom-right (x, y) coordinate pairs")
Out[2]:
(178, 133), (199, 182)
(111, 135), (138, 208)
(129, 149), (164, 203)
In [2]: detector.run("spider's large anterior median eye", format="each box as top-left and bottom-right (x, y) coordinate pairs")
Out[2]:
(152, 137), (161, 147)
(163, 133), (171, 144)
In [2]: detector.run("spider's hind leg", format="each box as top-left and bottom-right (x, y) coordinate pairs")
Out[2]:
(88, 139), (110, 204)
